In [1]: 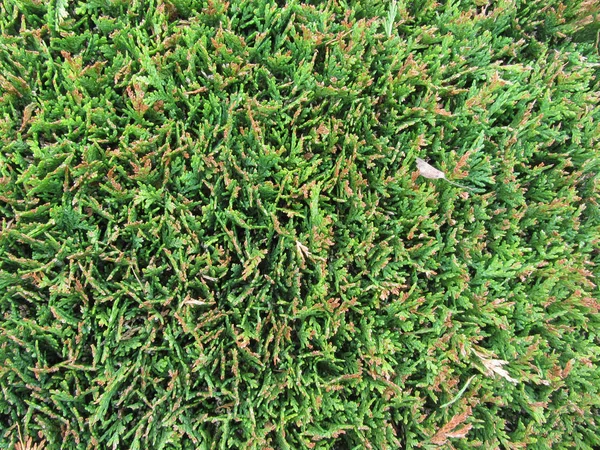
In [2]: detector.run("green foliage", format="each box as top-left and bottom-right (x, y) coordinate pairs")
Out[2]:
(1, 0), (599, 448)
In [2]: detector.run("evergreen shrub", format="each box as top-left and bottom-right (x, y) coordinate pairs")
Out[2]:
(1, 0), (599, 448)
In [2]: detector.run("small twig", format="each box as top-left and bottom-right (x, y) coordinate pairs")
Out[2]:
(440, 375), (476, 408)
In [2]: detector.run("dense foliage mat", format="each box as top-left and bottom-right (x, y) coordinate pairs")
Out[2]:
(1, 0), (599, 448)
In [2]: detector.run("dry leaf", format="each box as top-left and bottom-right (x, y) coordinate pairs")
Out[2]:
(416, 158), (446, 179)
(416, 157), (476, 191)
(473, 349), (518, 384)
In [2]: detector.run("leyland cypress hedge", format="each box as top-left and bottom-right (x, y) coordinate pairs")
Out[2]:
(1, 0), (599, 448)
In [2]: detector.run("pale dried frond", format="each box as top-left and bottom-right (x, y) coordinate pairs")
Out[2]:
(296, 240), (311, 263)
(15, 424), (47, 450)
(431, 406), (473, 445)
(473, 349), (518, 384)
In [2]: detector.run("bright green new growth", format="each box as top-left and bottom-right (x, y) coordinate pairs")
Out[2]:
(0, 0), (599, 449)
(384, 0), (399, 38)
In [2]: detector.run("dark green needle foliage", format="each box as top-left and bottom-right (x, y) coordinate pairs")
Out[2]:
(1, 0), (599, 448)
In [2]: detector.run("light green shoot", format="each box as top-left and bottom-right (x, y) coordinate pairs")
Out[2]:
(384, 1), (398, 38)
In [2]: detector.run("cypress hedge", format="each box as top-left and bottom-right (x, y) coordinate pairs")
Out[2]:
(1, 0), (599, 448)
